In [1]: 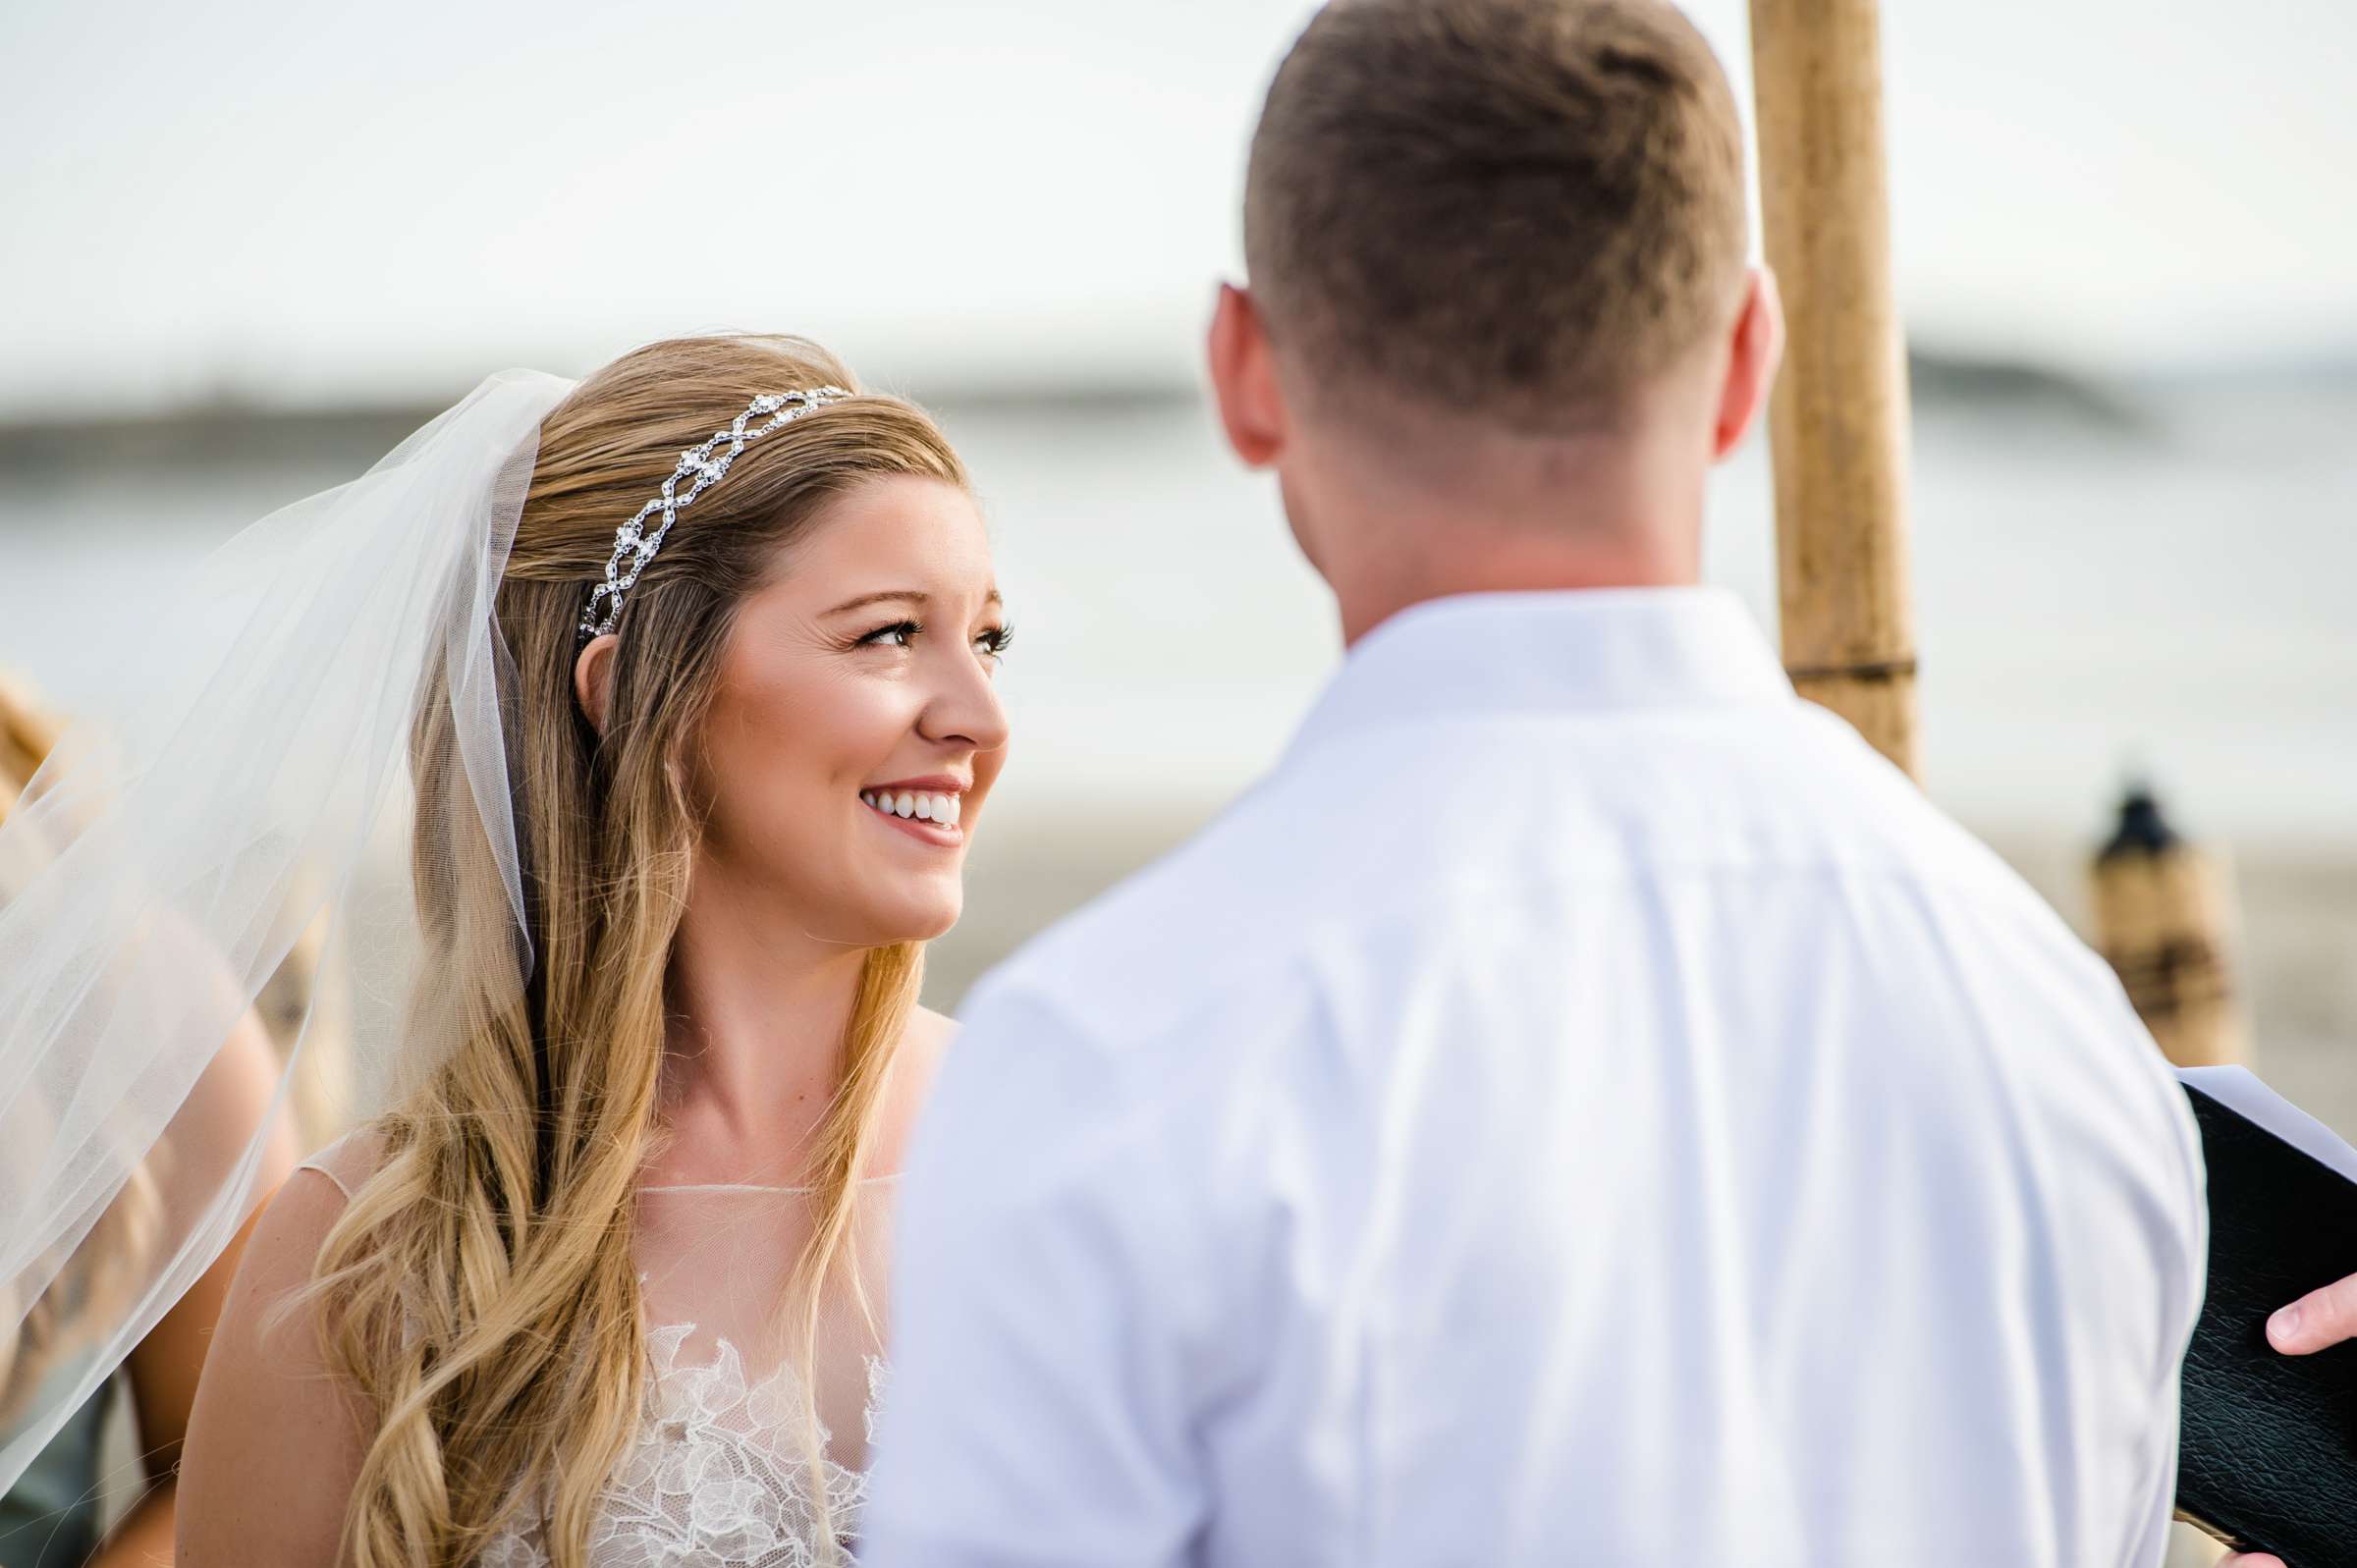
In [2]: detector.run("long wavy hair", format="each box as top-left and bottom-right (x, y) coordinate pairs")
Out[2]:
(302, 336), (965, 1567)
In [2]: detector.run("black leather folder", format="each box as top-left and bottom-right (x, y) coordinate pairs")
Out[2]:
(2177, 1081), (2357, 1563)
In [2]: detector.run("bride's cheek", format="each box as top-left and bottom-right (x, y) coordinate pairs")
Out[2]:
(831, 679), (930, 759)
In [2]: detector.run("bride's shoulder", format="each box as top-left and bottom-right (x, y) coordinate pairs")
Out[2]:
(900, 1005), (967, 1111)
(178, 1134), (373, 1560)
(230, 1123), (391, 1321)
(901, 1006), (960, 1101)
(294, 1122), (392, 1203)
(904, 1005), (959, 1075)
(870, 1008), (959, 1180)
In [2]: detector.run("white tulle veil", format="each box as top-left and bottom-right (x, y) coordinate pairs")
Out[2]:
(0, 369), (576, 1490)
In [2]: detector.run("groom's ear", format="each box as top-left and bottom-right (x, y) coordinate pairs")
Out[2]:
(1206, 283), (1287, 470)
(1711, 266), (1784, 462)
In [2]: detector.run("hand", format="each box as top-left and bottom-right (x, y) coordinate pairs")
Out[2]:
(2265, 1270), (2357, 1356)
(2220, 1556), (2283, 1566)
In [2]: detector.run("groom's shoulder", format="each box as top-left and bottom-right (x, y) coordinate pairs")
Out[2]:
(960, 697), (2127, 1058)
(967, 774), (1357, 1048)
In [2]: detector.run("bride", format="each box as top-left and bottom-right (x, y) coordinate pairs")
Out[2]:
(69, 333), (1009, 1565)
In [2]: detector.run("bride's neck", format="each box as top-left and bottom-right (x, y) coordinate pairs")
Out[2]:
(658, 865), (869, 1170)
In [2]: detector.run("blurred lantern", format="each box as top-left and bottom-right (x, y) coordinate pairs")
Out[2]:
(2091, 783), (2251, 1069)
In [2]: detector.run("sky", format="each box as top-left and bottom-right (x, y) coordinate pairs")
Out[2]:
(2, 0), (2353, 418)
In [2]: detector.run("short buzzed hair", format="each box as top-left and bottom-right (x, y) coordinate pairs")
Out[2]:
(1243, 0), (1749, 430)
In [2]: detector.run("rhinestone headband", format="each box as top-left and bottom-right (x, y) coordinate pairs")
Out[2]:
(577, 386), (858, 641)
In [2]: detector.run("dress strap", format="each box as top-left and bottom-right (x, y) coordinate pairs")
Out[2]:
(294, 1158), (354, 1200)
(293, 1126), (381, 1201)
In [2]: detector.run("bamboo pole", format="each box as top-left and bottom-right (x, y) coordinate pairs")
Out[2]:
(1748, 0), (1920, 779)
(2092, 784), (2249, 1069)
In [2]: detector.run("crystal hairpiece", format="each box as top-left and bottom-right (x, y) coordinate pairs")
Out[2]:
(577, 386), (858, 641)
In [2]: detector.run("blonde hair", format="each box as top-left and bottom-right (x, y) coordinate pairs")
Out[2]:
(306, 336), (966, 1567)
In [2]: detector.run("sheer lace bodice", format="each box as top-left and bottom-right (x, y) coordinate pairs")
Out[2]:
(473, 1322), (890, 1568)
(299, 1140), (899, 1567)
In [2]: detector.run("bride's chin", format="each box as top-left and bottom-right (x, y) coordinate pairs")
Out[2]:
(846, 887), (963, 947)
(904, 897), (963, 945)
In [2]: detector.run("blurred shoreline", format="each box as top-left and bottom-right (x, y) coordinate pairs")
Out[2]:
(9, 343), (2352, 458)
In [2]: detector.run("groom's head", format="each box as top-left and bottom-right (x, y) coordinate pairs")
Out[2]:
(1209, 0), (1780, 638)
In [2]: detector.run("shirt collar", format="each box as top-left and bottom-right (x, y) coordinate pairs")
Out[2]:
(1288, 587), (1792, 756)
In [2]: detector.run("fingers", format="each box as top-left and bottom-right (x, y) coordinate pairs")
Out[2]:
(2268, 1269), (2357, 1355)
(2220, 1555), (2285, 1567)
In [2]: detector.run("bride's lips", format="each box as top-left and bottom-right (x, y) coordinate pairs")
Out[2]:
(858, 777), (969, 849)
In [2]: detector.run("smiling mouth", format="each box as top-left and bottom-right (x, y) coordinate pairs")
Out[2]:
(860, 788), (962, 828)
(858, 788), (968, 849)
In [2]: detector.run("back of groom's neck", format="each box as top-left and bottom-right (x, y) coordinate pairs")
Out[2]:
(1331, 532), (1701, 648)
(1297, 414), (1711, 648)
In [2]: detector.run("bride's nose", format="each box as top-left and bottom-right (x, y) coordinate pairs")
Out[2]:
(915, 651), (1011, 754)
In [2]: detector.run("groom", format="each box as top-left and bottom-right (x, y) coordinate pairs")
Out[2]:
(864, 0), (2205, 1562)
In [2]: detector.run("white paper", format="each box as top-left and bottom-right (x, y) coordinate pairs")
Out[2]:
(2178, 1065), (2357, 1187)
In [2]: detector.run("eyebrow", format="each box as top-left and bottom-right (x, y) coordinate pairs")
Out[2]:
(822, 588), (1004, 617)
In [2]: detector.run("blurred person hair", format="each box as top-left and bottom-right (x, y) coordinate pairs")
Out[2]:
(0, 671), (64, 819)
(1, 667), (347, 1433)
(299, 335), (963, 1568)
(0, 674), (165, 1432)
(248, 882), (354, 1150)
(1244, 0), (1750, 432)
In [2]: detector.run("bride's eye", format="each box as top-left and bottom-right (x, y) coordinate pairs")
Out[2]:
(856, 620), (922, 649)
(973, 624), (1014, 663)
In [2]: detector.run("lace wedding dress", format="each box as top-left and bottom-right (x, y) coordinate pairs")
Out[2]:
(300, 1137), (899, 1567)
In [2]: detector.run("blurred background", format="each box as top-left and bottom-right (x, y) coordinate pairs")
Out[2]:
(1, 4), (2350, 1562)
(1, 0), (2350, 1095)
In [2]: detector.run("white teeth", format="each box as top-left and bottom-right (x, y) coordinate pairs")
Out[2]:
(860, 789), (963, 829)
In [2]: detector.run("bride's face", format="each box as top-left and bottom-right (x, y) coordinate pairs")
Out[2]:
(695, 474), (1011, 946)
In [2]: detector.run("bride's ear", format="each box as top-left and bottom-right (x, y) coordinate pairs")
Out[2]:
(574, 633), (620, 737)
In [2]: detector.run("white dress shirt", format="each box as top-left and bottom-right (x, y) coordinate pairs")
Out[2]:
(863, 588), (2206, 1568)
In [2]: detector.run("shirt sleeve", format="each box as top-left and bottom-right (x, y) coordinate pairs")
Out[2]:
(2113, 1183), (2203, 1568)
(859, 975), (1211, 1568)
(2138, 1060), (2211, 1566)
(2108, 987), (2211, 1568)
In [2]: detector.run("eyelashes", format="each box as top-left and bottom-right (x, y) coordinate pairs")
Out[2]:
(853, 619), (1014, 661)
(853, 619), (922, 649)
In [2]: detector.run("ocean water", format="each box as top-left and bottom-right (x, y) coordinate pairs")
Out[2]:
(2, 370), (2352, 850)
